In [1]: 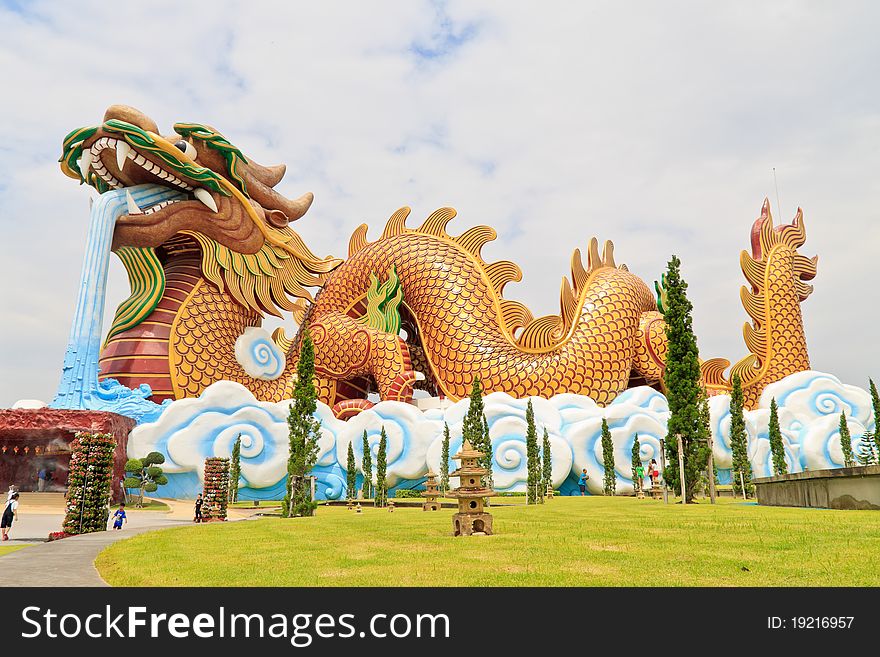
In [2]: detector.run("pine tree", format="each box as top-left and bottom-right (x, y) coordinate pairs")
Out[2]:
(601, 419), (616, 495)
(869, 379), (880, 454)
(660, 255), (708, 502)
(282, 332), (321, 518)
(375, 427), (388, 507)
(631, 433), (642, 492)
(857, 433), (878, 466)
(768, 397), (788, 476)
(284, 331), (321, 517)
(346, 441), (357, 500)
(123, 452), (168, 508)
(542, 427), (552, 494)
(838, 412), (855, 468)
(525, 399), (539, 504)
(228, 433), (242, 504)
(440, 423), (451, 495)
(361, 430), (372, 500)
(729, 373), (754, 497)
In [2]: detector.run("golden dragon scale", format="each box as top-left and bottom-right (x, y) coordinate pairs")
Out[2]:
(60, 106), (816, 416)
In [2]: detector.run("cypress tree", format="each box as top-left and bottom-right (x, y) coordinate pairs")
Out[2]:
(542, 428), (552, 494)
(869, 379), (880, 454)
(838, 412), (855, 468)
(463, 377), (485, 447)
(228, 433), (241, 504)
(361, 430), (372, 500)
(375, 427), (388, 507)
(462, 378), (486, 483)
(768, 398), (788, 476)
(631, 433), (642, 492)
(346, 441), (357, 500)
(857, 433), (878, 466)
(729, 373), (754, 497)
(440, 423), (451, 495)
(660, 255), (708, 502)
(601, 419), (616, 495)
(482, 414), (494, 489)
(537, 451), (545, 504)
(525, 399), (539, 504)
(282, 330), (321, 518)
(698, 392), (714, 495)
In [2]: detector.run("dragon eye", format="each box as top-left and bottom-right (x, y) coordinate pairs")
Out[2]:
(173, 139), (197, 159)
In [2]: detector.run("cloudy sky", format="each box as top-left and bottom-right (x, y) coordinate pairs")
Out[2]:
(0, 0), (878, 406)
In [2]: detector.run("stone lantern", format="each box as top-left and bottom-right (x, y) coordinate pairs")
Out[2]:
(449, 440), (496, 536)
(422, 472), (441, 511)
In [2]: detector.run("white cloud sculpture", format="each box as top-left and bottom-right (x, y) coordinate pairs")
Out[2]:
(127, 371), (876, 500)
(709, 371), (874, 477)
(234, 327), (286, 380)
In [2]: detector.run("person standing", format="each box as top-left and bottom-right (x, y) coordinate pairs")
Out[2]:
(111, 503), (127, 530)
(578, 469), (590, 496)
(37, 468), (47, 492)
(649, 458), (659, 487)
(1, 493), (19, 541)
(194, 493), (204, 523)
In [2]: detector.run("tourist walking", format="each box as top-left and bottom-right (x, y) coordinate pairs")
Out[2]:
(648, 458), (658, 487)
(37, 467), (47, 492)
(578, 469), (590, 496)
(111, 503), (127, 530)
(194, 493), (204, 523)
(635, 463), (645, 491)
(6, 484), (17, 503)
(1, 493), (19, 541)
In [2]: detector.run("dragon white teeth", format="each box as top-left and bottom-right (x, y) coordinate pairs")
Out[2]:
(79, 149), (92, 180)
(116, 141), (131, 171)
(125, 189), (143, 215)
(194, 188), (218, 213)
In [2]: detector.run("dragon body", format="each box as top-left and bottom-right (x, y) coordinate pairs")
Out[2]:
(60, 106), (815, 416)
(307, 207), (666, 407)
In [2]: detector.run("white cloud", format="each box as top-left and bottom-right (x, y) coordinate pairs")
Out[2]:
(1, 0), (879, 405)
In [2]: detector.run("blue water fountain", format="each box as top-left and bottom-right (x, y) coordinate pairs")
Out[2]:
(50, 184), (185, 421)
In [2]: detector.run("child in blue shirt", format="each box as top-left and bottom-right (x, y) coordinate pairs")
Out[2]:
(578, 469), (590, 495)
(112, 503), (127, 530)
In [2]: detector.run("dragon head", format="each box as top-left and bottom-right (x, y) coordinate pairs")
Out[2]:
(60, 105), (341, 325)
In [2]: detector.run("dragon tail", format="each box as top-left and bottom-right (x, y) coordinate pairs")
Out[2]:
(701, 199), (818, 408)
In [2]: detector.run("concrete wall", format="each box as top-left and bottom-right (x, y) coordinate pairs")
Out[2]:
(754, 465), (880, 510)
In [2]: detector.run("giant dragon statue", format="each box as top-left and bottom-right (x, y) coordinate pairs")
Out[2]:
(59, 105), (816, 417)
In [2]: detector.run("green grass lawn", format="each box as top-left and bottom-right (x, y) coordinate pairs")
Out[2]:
(231, 500), (282, 508)
(96, 496), (880, 587)
(127, 500), (170, 512)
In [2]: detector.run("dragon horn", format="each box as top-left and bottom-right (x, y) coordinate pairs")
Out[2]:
(247, 161), (287, 188)
(241, 167), (314, 222)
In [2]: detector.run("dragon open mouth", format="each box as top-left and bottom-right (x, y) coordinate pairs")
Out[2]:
(70, 130), (225, 230)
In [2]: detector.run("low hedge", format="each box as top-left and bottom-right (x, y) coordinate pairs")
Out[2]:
(393, 489), (425, 499)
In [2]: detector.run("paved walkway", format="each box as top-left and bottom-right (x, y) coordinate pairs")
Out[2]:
(0, 497), (260, 587)
(0, 523), (187, 586)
